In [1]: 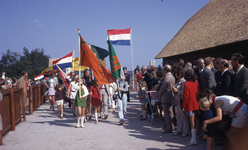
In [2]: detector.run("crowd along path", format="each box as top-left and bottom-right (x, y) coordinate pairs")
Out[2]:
(1, 92), (221, 150)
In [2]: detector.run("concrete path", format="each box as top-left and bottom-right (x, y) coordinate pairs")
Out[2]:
(1, 92), (221, 150)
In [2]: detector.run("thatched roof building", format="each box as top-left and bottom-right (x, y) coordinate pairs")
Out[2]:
(155, 0), (248, 64)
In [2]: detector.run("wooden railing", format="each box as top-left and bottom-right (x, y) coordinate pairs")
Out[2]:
(0, 83), (46, 145)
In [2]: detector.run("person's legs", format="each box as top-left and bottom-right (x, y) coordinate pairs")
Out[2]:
(117, 97), (124, 122)
(122, 94), (127, 121)
(94, 106), (98, 122)
(49, 96), (53, 109)
(225, 127), (240, 149)
(60, 104), (63, 118)
(57, 103), (60, 116)
(188, 114), (197, 144)
(76, 107), (82, 127)
(206, 137), (213, 150)
(175, 106), (182, 134)
(141, 105), (146, 119)
(88, 102), (92, 119)
(52, 96), (55, 110)
(162, 103), (172, 132)
(81, 107), (86, 127)
(103, 92), (108, 117)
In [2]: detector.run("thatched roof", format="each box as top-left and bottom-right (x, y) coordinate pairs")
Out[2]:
(155, 0), (248, 59)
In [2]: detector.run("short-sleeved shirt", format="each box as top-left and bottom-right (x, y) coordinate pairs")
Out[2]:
(139, 89), (147, 104)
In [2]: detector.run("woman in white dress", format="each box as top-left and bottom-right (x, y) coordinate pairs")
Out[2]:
(68, 74), (79, 116)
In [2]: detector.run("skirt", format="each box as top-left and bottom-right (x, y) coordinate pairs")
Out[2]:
(48, 87), (55, 96)
(70, 91), (77, 99)
(74, 97), (87, 107)
(92, 97), (101, 106)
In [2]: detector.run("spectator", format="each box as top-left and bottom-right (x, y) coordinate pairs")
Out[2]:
(194, 58), (205, 89)
(184, 62), (192, 69)
(18, 71), (29, 114)
(212, 57), (222, 73)
(135, 68), (142, 91)
(1, 72), (5, 79)
(201, 89), (248, 150)
(159, 64), (175, 133)
(200, 57), (216, 92)
(231, 53), (248, 104)
(182, 69), (201, 146)
(178, 58), (185, 67)
(172, 67), (190, 137)
(215, 59), (234, 96)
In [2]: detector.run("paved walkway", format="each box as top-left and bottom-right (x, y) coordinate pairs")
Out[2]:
(1, 92), (221, 150)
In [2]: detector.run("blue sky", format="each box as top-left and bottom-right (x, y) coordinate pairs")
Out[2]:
(0, 0), (209, 71)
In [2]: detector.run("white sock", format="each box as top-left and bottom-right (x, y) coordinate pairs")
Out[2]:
(81, 117), (85, 127)
(61, 114), (63, 117)
(77, 117), (80, 126)
(191, 129), (197, 143)
(142, 111), (146, 119)
(95, 113), (98, 121)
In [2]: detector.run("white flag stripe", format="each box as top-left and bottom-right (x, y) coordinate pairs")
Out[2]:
(108, 34), (131, 41)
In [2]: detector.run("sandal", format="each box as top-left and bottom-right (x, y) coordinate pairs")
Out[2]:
(94, 120), (98, 124)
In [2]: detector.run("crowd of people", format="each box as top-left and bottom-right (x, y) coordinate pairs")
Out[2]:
(1, 52), (248, 149)
(135, 53), (248, 149)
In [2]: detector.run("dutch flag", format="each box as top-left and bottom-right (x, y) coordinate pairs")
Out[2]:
(34, 74), (44, 81)
(52, 51), (73, 70)
(107, 28), (131, 45)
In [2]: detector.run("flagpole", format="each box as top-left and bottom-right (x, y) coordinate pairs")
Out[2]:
(73, 49), (74, 73)
(130, 27), (134, 89)
(78, 28), (81, 97)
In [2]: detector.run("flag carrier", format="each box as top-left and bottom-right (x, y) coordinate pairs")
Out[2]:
(146, 91), (160, 125)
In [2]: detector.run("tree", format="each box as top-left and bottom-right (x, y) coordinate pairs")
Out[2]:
(0, 47), (50, 79)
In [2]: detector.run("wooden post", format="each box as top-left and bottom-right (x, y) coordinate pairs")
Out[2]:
(0, 114), (2, 145)
(0, 130), (2, 145)
(41, 84), (45, 105)
(29, 86), (33, 115)
(21, 88), (26, 121)
(38, 85), (41, 108)
(10, 89), (15, 131)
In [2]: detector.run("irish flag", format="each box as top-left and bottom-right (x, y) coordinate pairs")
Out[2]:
(107, 28), (131, 45)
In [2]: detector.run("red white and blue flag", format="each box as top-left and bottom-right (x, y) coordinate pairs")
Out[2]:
(56, 64), (70, 90)
(34, 74), (44, 81)
(52, 51), (73, 70)
(107, 28), (131, 45)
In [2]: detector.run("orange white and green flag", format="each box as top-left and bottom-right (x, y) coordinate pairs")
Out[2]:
(79, 34), (115, 85)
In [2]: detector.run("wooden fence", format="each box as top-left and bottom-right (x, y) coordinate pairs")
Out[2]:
(0, 83), (46, 145)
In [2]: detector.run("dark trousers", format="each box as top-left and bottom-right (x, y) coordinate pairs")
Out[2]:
(127, 90), (130, 102)
(64, 97), (72, 108)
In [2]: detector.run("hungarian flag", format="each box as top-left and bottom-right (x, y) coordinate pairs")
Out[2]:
(80, 34), (115, 85)
(89, 44), (109, 60)
(108, 36), (124, 79)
